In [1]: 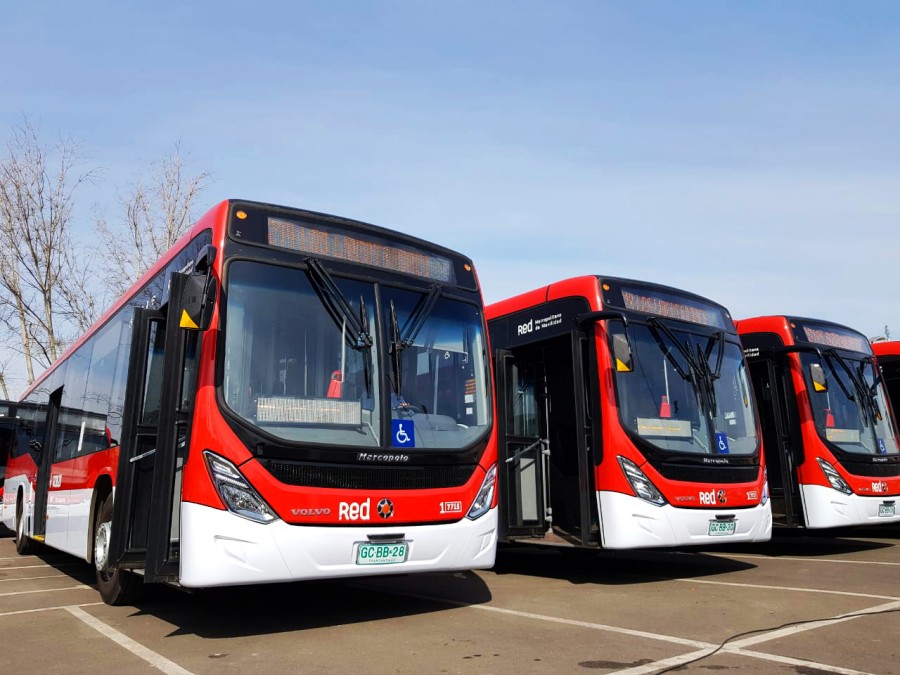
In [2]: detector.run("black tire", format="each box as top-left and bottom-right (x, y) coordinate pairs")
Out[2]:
(15, 498), (38, 555)
(94, 497), (143, 606)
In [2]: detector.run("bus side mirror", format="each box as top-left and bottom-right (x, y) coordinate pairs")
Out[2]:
(179, 274), (218, 331)
(612, 333), (633, 372)
(809, 363), (828, 393)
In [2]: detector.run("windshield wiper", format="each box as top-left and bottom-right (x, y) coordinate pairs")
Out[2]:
(305, 257), (373, 394)
(823, 349), (881, 426)
(648, 318), (722, 416)
(305, 257), (372, 350)
(646, 318), (693, 383)
(389, 285), (442, 399)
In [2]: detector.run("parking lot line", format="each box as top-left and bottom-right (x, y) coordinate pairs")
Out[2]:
(0, 585), (91, 597)
(612, 645), (872, 675)
(675, 577), (900, 601)
(0, 563), (81, 571)
(711, 553), (900, 567)
(611, 600), (900, 675)
(0, 602), (102, 618)
(0, 574), (68, 583)
(65, 606), (194, 675)
(361, 586), (716, 649)
(725, 600), (900, 650)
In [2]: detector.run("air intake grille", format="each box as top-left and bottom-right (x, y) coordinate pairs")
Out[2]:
(261, 461), (477, 490)
(841, 461), (900, 478)
(655, 463), (760, 484)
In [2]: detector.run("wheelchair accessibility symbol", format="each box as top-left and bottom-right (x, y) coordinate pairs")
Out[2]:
(392, 419), (415, 448)
(715, 432), (730, 455)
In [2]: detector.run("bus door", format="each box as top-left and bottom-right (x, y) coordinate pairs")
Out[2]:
(32, 390), (62, 541)
(496, 350), (551, 538)
(497, 332), (597, 546)
(111, 273), (199, 582)
(749, 357), (803, 526)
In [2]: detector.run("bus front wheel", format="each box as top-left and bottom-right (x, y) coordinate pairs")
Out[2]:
(93, 497), (142, 606)
(15, 497), (38, 555)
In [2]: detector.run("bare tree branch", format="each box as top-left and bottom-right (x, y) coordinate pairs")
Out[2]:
(99, 141), (210, 297)
(0, 120), (98, 380)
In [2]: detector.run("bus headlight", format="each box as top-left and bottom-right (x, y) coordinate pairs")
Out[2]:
(817, 458), (852, 495)
(203, 451), (277, 523)
(761, 467), (769, 506)
(617, 456), (667, 506)
(466, 464), (497, 520)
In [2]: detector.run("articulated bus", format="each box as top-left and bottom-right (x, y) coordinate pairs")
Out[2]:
(486, 276), (771, 549)
(738, 317), (900, 528)
(2, 199), (498, 604)
(873, 341), (900, 426)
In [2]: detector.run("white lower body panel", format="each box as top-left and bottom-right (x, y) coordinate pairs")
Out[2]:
(179, 502), (498, 588)
(598, 490), (772, 549)
(801, 484), (900, 529)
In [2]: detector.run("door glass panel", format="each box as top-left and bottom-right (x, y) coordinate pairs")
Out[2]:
(141, 321), (166, 426)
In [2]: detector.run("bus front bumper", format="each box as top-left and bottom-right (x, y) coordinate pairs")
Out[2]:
(178, 501), (497, 588)
(800, 484), (900, 529)
(597, 490), (772, 549)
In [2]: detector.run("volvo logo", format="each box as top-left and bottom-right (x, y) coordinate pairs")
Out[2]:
(376, 498), (394, 519)
(717, 489), (727, 505)
(291, 507), (331, 517)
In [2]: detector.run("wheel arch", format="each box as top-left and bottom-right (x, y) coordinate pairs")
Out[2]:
(88, 474), (114, 566)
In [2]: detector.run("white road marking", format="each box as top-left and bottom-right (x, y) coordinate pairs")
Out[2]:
(66, 606), (194, 675)
(607, 647), (721, 675)
(731, 649), (872, 675)
(726, 600), (900, 650)
(0, 563), (81, 571)
(0, 556), (71, 561)
(471, 603), (715, 648)
(675, 577), (900, 601)
(611, 646), (872, 675)
(709, 552), (900, 567)
(0, 585), (91, 597)
(0, 574), (67, 583)
(357, 585), (715, 648)
(609, 600), (900, 675)
(0, 602), (103, 618)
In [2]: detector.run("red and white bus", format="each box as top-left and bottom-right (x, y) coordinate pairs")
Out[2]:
(738, 317), (900, 528)
(873, 341), (900, 428)
(486, 276), (771, 549)
(2, 199), (498, 604)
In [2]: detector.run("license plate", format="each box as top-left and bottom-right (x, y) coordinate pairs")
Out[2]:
(878, 504), (895, 518)
(356, 541), (409, 565)
(708, 520), (736, 536)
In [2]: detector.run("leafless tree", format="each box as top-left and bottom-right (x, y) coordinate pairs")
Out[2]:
(96, 142), (210, 297)
(0, 121), (98, 382)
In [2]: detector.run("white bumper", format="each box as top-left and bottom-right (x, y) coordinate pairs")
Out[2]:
(801, 484), (900, 529)
(179, 501), (497, 588)
(598, 490), (772, 549)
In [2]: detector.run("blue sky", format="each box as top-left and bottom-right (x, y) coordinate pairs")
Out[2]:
(2, 2), (899, 392)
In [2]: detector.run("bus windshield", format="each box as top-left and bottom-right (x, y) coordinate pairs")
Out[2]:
(800, 352), (900, 456)
(610, 322), (758, 456)
(222, 261), (490, 450)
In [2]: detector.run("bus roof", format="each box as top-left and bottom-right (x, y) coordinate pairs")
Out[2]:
(874, 341), (900, 359)
(736, 315), (872, 354)
(486, 274), (732, 328)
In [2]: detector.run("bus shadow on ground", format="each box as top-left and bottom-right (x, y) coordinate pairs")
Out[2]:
(707, 525), (899, 558)
(128, 570), (492, 639)
(492, 544), (757, 585)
